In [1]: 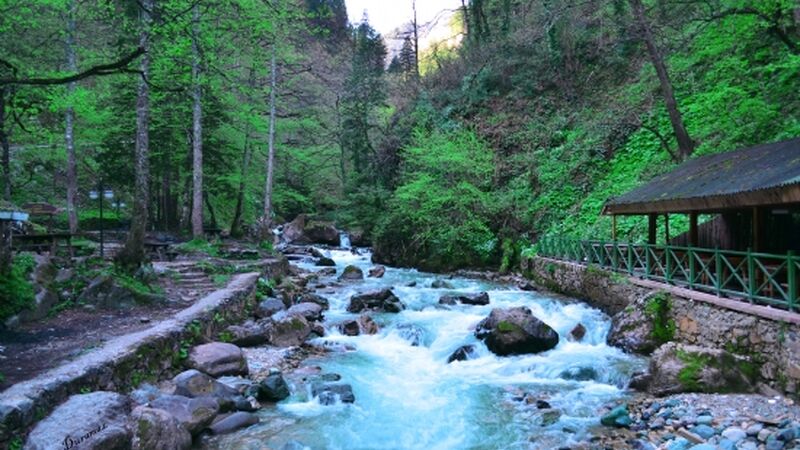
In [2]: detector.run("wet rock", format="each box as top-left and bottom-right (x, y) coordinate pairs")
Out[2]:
(295, 293), (330, 310)
(251, 371), (291, 402)
(475, 307), (559, 356)
(304, 220), (339, 246)
(438, 296), (457, 305)
(315, 257), (336, 267)
(721, 427), (747, 443)
(130, 383), (163, 405)
(601, 404), (632, 428)
(569, 323), (587, 341)
(642, 343), (755, 396)
(287, 302), (324, 322)
(396, 323), (426, 346)
(431, 280), (454, 289)
(339, 314), (379, 336)
(225, 320), (271, 347)
(317, 267), (337, 277)
(368, 265), (386, 278)
(406, 281), (417, 287)
(209, 412), (260, 435)
(312, 383), (355, 405)
(266, 315), (312, 347)
(347, 288), (405, 313)
(173, 369), (239, 401)
(447, 345), (477, 363)
(560, 366), (598, 381)
(339, 265), (364, 281)
(26, 392), (132, 450)
(518, 281), (537, 291)
(691, 424), (716, 440)
(540, 408), (562, 426)
(187, 342), (249, 377)
(607, 292), (665, 355)
(439, 292), (489, 306)
(131, 406), (192, 450)
(149, 395), (219, 435)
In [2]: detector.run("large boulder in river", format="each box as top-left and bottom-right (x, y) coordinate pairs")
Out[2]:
(279, 215), (338, 245)
(447, 345), (477, 363)
(368, 265), (386, 278)
(131, 406), (192, 450)
(339, 265), (364, 281)
(475, 307), (559, 356)
(266, 314), (312, 347)
(251, 370), (291, 402)
(296, 293), (330, 310)
(347, 288), (405, 313)
(304, 220), (339, 246)
(225, 320), (271, 347)
(173, 369), (240, 401)
(339, 314), (379, 336)
(208, 411), (260, 435)
(149, 395), (219, 436)
(26, 392), (132, 450)
(311, 383), (355, 405)
(287, 302), (324, 322)
(255, 298), (286, 318)
(635, 342), (756, 396)
(439, 292), (490, 306)
(316, 257), (336, 267)
(607, 292), (668, 355)
(187, 342), (248, 377)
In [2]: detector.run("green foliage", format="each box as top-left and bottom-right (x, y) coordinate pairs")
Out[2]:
(644, 292), (676, 344)
(176, 239), (220, 257)
(373, 128), (498, 271)
(257, 277), (276, 297)
(0, 254), (37, 321)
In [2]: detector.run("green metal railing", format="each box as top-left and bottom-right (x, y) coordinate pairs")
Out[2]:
(536, 237), (799, 312)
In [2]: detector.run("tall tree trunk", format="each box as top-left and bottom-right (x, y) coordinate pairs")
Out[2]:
(629, 0), (694, 160)
(64, 0), (79, 234)
(230, 130), (251, 238)
(1, 88), (11, 202)
(0, 88), (11, 276)
(412, 0), (420, 80)
(117, 0), (153, 268)
(190, 3), (204, 239)
(262, 47), (278, 226)
(461, 0), (469, 37)
(203, 193), (218, 228)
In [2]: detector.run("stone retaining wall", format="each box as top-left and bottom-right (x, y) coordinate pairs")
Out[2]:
(0, 266), (275, 445)
(522, 256), (800, 396)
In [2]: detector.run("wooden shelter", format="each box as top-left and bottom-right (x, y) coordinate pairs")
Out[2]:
(602, 137), (800, 252)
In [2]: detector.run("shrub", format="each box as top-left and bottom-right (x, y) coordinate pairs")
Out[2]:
(0, 254), (37, 320)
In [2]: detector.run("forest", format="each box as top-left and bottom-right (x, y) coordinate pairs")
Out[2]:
(1, 0), (799, 287)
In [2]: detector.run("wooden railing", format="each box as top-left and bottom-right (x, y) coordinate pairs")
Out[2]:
(536, 237), (799, 312)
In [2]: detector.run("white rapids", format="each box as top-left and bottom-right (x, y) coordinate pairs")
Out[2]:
(202, 249), (644, 450)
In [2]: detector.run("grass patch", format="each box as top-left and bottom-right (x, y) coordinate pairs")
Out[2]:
(176, 238), (220, 257)
(0, 254), (37, 320)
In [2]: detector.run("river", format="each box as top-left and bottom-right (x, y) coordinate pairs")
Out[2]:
(203, 248), (645, 449)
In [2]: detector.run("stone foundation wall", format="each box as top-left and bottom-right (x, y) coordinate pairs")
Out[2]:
(0, 267), (276, 444)
(523, 256), (800, 396)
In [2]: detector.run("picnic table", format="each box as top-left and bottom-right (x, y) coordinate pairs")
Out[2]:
(144, 240), (178, 261)
(13, 233), (74, 255)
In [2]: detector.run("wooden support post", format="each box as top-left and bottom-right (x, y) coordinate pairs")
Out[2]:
(648, 213), (657, 245)
(612, 215), (617, 242)
(752, 207), (762, 252)
(689, 211), (698, 247)
(664, 214), (670, 244)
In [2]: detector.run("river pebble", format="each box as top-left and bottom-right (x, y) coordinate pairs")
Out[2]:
(591, 393), (800, 450)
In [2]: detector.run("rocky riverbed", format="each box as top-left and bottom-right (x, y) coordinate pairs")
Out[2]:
(15, 244), (800, 450)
